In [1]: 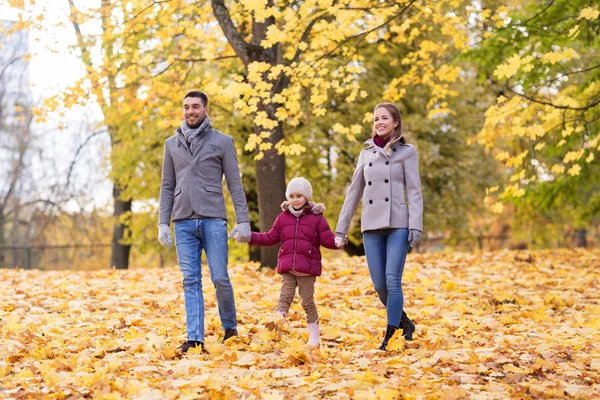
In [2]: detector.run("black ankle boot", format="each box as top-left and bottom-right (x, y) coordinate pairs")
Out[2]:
(379, 325), (398, 351)
(179, 340), (205, 354)
(401, 311), (415, 341)
(223, 328), (238, 343)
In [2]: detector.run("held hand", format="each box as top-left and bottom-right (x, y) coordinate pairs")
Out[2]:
(407, 229), (422, 248)
(335, 234), (347, 249)
(229, 222), (251, 243)
(158, 224), (173, 247)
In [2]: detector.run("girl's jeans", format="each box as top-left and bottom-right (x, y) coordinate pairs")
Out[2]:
(174, 218), (237, 342)
(363, 228), (410, 328)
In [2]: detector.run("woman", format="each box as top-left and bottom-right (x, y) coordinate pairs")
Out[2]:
(335, 102), (423, 350)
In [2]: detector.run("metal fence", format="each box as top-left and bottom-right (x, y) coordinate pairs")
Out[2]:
(0, 232), (597, 270)
(417, 231), (598, 253)
(0, 243), (111, 270)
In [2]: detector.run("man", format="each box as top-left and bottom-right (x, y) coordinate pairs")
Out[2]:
(158, 91), (251, 353)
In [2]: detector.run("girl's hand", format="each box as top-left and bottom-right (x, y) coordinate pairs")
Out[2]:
(335, 236), (347, 249)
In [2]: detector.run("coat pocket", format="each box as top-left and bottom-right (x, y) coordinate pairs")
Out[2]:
(205, 185), (223, 193)
(393, 183), (406, 204)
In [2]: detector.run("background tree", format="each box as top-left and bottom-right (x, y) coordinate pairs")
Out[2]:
(473, 0), (600, 244)
(0, 20), (43, 268)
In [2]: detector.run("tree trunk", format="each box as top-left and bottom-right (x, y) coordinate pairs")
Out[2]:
(0, 215), (5, 268)
(249, 222), (261, 263)
(110, 182), (132, 269)
(255, 123), (286, 267)
(575, 228), (587, 248)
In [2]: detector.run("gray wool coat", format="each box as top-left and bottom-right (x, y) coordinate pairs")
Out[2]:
(336, 137), (423, 235)
(158, 126), (249, 226)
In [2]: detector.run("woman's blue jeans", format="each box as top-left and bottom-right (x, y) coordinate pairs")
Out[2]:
(174, 218), (237, 342)
(363, 228), (410, 328)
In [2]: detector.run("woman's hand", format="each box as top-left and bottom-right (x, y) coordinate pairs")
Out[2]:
(335, 234), (347, 249)
(408, 229), (422, 247)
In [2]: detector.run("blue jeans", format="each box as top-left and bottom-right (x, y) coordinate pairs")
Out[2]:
(363, 228), (410, 328)
(174, 218), (236, 342)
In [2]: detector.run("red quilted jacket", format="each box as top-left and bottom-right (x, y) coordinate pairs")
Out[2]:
(249, 202), (338, 276)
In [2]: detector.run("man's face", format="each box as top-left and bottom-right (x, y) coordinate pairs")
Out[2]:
(183, 96), (209, 128)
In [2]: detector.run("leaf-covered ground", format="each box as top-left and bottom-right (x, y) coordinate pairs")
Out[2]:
(1, 249), (599, 399)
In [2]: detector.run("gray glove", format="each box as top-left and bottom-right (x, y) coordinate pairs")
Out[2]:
(408, 229), (422, 247)
(158, 224), (173, 247)
(335, 233), (347, 249)
(229, 222), (251, 243)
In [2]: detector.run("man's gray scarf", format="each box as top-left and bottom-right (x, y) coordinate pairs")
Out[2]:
(181, 116), (212, 154)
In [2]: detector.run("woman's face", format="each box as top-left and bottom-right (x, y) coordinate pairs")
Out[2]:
(373, 107), (399, 139)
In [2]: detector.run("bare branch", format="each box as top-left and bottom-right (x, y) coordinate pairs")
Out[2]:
(66, 129), (109, 188)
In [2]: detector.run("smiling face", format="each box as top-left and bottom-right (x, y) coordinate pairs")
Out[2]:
(288, 193), (307, 210)
(373, 106), (399, 139)
(183, 96), (209, 128)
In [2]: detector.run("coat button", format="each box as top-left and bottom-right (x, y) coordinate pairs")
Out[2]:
(373, 151), (376, 154)
(385, 197), (389, 202)
(385, 161), (390, 165)
(369, 162), (372, 167)
(368, 181), (372, 185)
(385, 179), (389, 183)
(369, 200), (373, 204)
(393, 148), (397, 152)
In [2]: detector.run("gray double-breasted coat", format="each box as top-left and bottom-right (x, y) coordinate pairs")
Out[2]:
(336, 137), (423, 235)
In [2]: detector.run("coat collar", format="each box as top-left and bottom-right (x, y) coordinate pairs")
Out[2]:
(176, 128), (189, 150)
(365, 136), (402, 157)
(280, 201), (326, 215)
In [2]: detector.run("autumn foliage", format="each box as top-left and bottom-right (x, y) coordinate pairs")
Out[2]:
(1, 250), (599, 398)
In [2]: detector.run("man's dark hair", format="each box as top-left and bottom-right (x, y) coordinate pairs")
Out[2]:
(184, 91), (209, 107)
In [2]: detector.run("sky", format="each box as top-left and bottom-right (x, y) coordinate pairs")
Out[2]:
(1, 0), (113, 212)
(0, 1), (85, 96)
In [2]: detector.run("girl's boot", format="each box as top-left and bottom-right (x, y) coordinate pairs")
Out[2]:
(307, 322), (320, 346)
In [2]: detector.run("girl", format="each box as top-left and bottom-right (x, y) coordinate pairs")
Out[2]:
(243, 177), (340, 346)
(335, 102), (422, 350)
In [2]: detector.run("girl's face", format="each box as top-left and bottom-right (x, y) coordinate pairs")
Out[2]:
(373, 107), (399, 139)
(288, 193), (307, 210)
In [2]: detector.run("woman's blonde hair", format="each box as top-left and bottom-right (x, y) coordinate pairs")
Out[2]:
(371, 102), (417, 148)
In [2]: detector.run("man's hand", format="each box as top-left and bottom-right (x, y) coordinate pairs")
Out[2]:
(335, 233), (347, 249)
(407, 229), (422, 248)
(229, 222), (251, 243)
(158, 224), (173, 247)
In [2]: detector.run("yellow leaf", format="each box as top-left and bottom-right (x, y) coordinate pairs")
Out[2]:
(567, 164), (581, 176)
(494, 54), (524, 79)
(585, 152), (595, 163)
(8, 0), (25, 8)
(7, 313), (22, 332)
(579, 7), (599, 20)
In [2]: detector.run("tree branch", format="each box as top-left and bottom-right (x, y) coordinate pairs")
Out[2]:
(175, 55), (238, 62)
(123, 0), (172, 24)
(508, 86), (600, 111)
(66, 129), (109, 188)
(211, 0), (252, 65)
(306, 0), (416, 71)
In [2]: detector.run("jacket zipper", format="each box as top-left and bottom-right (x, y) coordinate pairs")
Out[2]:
(292, 216), (299, 271)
